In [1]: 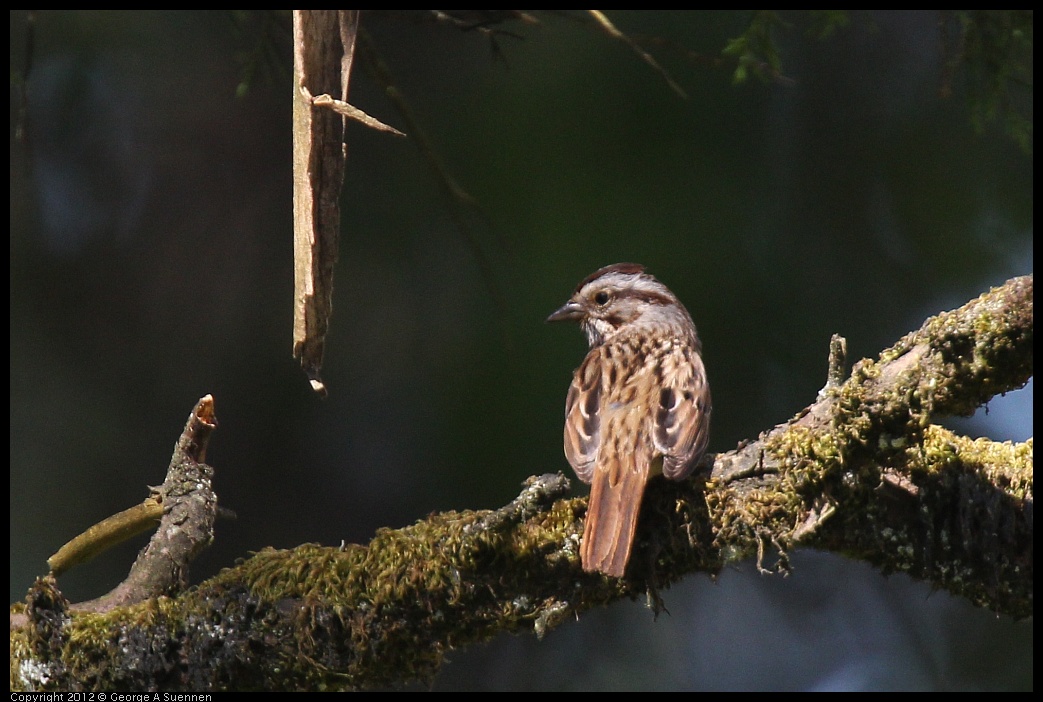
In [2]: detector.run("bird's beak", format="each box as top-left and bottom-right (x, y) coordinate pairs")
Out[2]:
(546, 300), (585, 323)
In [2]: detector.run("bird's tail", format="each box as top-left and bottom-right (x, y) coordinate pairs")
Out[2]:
(581, 454), (648, 577)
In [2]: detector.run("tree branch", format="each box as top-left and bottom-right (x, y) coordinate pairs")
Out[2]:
(706, 274), (1033, 614)
(10, 276), (1031, 691)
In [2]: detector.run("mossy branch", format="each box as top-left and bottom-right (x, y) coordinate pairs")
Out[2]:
(10, 276), (1031, 691)
(707, 274), (1032, 614)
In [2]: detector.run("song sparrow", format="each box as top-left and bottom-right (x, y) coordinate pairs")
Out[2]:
(548, 263), (711, 577)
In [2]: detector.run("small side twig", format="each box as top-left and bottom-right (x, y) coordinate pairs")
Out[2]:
(821, 333), (848, 396)
(310, 93), (405, 136)
(47, 497), (164, 577)
(71, 395), (220, 613)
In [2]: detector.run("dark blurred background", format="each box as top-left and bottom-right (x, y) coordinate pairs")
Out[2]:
(9, 10), (1032, 691)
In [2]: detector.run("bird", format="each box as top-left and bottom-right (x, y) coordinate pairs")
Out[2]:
(548, 263), (711, 577)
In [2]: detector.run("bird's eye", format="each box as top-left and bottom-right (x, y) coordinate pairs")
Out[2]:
(594, 291), (610, 306)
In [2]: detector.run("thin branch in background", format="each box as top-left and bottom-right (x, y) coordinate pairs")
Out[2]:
(585, 10), (689, 98)
(355, 28), (514, 354)
(637, 32), (798, 86)
(427, 10), (537, 40)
